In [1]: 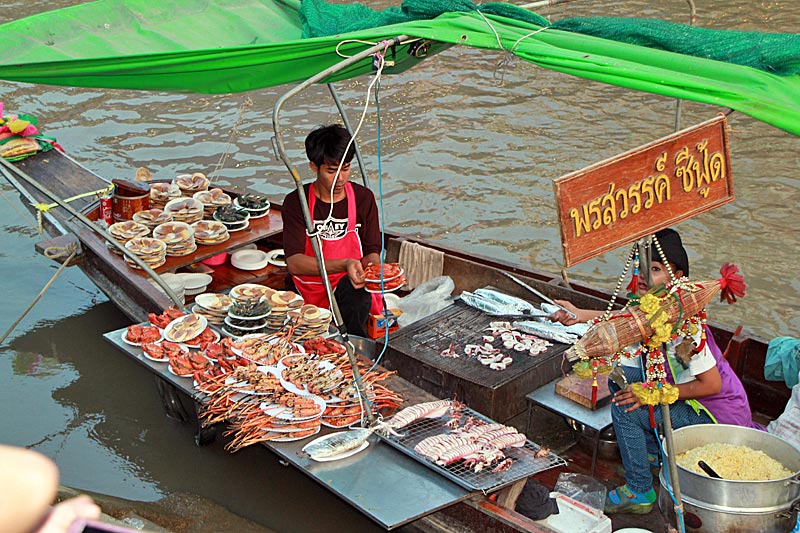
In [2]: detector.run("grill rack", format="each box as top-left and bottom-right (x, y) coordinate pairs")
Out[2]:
(380, 406), (566, 493)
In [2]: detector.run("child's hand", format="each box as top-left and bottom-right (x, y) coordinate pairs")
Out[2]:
(613, 387), (643, 412)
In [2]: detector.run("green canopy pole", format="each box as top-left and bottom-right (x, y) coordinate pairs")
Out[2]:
(272, 36), (409, 425)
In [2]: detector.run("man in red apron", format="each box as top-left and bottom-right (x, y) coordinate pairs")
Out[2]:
(282, 124), (381, 337)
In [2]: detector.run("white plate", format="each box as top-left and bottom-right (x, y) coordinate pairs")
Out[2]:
(231, 249), (269, 271)
(229, 283), (272, 301)
(364, 266), (404, 284)
(311, 440), (368, 462)
(168, 364), (194, 378)
(261, 394), (326, 421)
(174, 272), (213, 290)
(265, 249), (286, 267)
(224, 315), (269, 330)
(227, 309), (272, 321)
(226, 218), (250, 233)
(122, 326), (163, 346)
(163, 313), (208, 343)
(277, 359), (343, 394)
(266, 426), (321, 442)
(194, 293), (232, 313)
(301, 432), (371, 462)
(233, 196), (270, 212)
(182, 327), (221, 348)
(365, 284), (404, 294)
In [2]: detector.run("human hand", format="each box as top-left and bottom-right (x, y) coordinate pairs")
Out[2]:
(346, 259), (366, 289)
(548, 300), (583, 326)
(35, 495), (101, 533)
(613, 387), (644, 413)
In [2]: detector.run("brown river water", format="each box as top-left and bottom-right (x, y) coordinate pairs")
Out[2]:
(0, 1), (798, 531)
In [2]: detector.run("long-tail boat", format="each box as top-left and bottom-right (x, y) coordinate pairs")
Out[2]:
(0, 1), (796, 531)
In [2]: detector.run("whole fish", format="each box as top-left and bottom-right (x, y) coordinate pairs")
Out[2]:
(512, 320), (579, 345)
(473, 288), (549, 317)
(301, 427), (376, 461)
(460, 290), (546, 317)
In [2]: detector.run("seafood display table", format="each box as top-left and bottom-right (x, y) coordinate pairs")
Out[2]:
(103, 326), (471, 530)
(526, 377), (612, 475)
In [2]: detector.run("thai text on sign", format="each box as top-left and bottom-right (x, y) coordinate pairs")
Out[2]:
(553, 115), (733, 267)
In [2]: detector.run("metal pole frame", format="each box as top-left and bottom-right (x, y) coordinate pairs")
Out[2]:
(272, 36), (410, 425)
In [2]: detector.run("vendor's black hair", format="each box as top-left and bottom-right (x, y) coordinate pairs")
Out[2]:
(305, 124), (355, 167)
(651, 228), (689, 277)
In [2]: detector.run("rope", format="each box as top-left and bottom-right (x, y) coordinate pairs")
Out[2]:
(210, 96), (253, 182)
(0, 187), (37, 229)
(32, 185), (113, 234)
(0, 243), (78, 345)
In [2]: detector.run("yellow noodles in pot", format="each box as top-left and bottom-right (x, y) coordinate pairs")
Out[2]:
(676, 443), (793, 481)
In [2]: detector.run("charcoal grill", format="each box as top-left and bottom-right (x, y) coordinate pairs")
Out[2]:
(382, 299), (570, 423)
(380, 405), (566, 493)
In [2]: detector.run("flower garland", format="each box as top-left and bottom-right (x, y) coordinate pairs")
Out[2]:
(0, 102), (62, 161)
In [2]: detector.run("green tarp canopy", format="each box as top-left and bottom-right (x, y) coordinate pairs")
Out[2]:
(0, 0), (798, 136)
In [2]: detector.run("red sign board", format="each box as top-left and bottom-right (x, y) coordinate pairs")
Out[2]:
(553, 115), (733, 267)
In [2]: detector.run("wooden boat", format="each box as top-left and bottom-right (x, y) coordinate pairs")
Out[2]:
(1, 146), (791, 532)
(1, 1), (797, 531)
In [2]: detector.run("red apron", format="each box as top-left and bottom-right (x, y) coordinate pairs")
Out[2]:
(292, 182), (382, 312)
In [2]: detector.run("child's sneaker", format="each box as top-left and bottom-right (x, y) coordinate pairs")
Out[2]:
(604, 485), (656, 514)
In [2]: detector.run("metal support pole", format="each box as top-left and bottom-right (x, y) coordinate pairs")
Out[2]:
(641, 235), (683, 531)
(662, 402), (684, 529)
(674, 0), (697, 132)
(328, 84), (371, 189)
(272, 37), (409, 425)
(0, 157), (185, 309)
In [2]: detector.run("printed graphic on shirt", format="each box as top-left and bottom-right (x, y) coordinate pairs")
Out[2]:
(314, 217), (361, 240)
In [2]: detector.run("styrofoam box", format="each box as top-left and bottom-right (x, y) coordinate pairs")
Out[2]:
(536, 493), (612, 533)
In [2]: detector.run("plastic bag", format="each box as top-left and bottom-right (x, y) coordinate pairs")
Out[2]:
(397, 276), (455, 327)
(553, 472), (606, 513)
(767, 370), (800, 447)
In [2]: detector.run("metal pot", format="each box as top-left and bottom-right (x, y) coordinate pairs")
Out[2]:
(659, 424), (800, 533)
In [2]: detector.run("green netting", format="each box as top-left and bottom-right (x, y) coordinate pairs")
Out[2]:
(299, 0), (548, 38)
(552, 17), (800, 76)
(301, 0), (800, 76)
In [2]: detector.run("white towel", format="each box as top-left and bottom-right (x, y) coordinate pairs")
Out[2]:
(398, 240), (445, 290)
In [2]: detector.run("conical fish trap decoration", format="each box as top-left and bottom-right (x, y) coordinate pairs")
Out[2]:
(568, 263), (745, 361)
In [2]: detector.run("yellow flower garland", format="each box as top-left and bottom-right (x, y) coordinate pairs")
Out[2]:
(630, 382), (680, 405)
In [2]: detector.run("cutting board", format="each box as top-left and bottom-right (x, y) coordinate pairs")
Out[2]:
(555, 373), (612, 410)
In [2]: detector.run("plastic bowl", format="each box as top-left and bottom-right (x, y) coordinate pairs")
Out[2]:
(202, 252), (228, 266)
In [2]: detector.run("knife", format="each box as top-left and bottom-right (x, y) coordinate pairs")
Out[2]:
(503, 272), (577, 320)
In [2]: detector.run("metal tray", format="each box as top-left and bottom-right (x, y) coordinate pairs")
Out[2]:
(380, 406), (566, 493)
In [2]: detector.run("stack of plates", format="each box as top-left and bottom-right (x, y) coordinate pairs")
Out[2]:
(191, 220), (230, 246)
(147, 272), (185, 305)
(132, 208), (173, 231)
(149, 182), (181, 209)
(175, 273), (213, 296)
(124, 237), (167, 269)
(266, 290), (304, 329)
(230, 249), (268, 270)
(193, 292), (232, 325)
(193, 188), (232, 218)
(153, 221), (197, 257)
(287, 304), (332, 336)
(164, 197), (204, 224)
(107, 221), (150, 255)
(173, 173), (210, 197)
(224, 299), (272, 334)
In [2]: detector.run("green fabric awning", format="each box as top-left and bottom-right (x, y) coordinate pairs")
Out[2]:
(0, 0), (798, 136)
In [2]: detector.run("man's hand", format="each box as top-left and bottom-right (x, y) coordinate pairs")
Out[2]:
(346, 258), (366, 289)
(613, 387), (644, 413)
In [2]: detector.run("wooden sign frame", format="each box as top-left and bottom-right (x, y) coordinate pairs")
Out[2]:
(553, 115), (733, 267)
